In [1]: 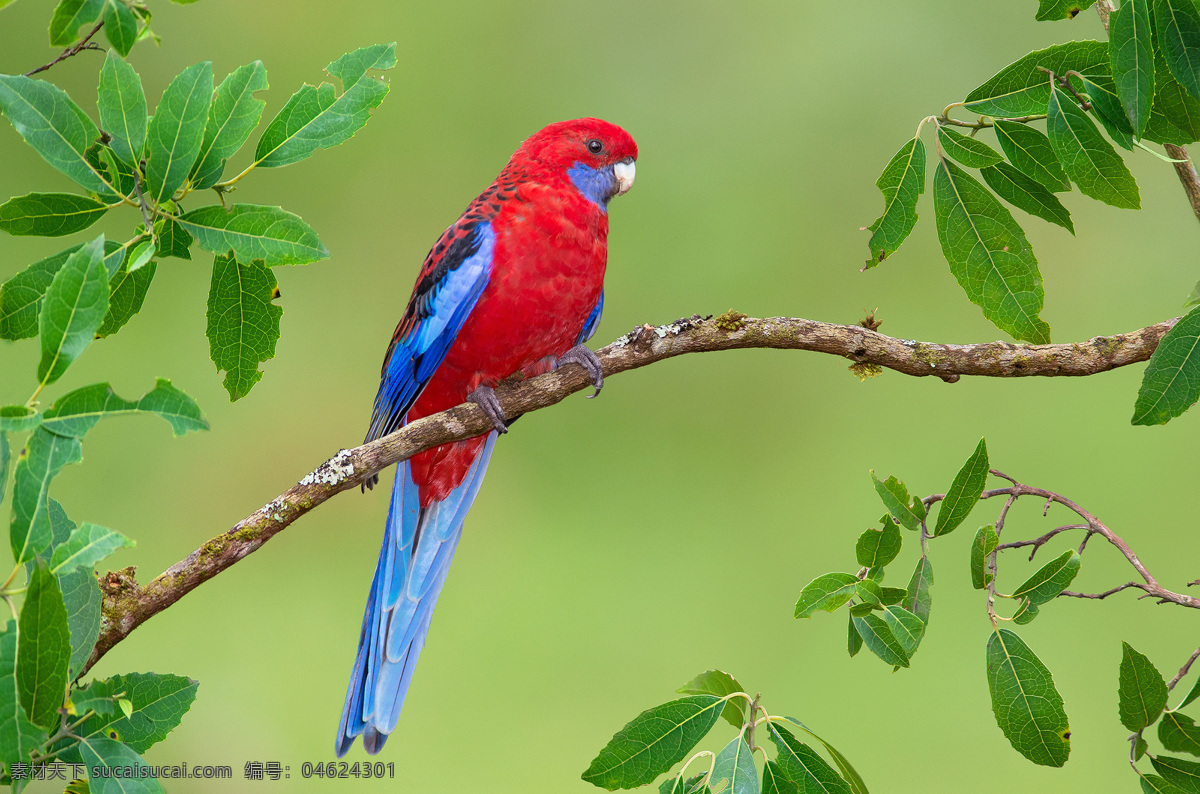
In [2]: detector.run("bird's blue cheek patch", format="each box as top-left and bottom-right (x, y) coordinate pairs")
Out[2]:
(568, 162), (615, 210)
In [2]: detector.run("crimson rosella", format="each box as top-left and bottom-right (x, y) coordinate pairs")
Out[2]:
(335, 118), (638, 756)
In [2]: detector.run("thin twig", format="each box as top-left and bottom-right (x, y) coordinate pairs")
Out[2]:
(997, 524), (1089, 561)
(25, 20), (106, 77)
(1168, 644), (1200, 691)
(1060, 583), (1140, 600)
(979, 482), (1198, 610)
(80, 313), (1182, 674)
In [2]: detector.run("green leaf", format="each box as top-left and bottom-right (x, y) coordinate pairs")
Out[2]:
(847, 613), (862, 657)
(154, 218), (192, 260)
(1182, 673), (1200, 710)
(1111, 0), (1156, 135)
(190, 61), (269, 189)
(37, 235), (109, 386)
(1119, 642), (1169, 731)
(992, 120), (1072, 192)
(41, 379), (207, 438)
(932, 158), (1051, 344)
(870, 472), (921, 530)
(1153, 755), (1200, 793)
(855, 516), (902, 567)
(712, 735), (758, 794)
(144, 61), (213, 204)
(1162, 712), (1200, 756)
(851, 611), (909, 667)
(980, 163), (1075, 233)
(205, 253), (282, 400)
(970, 525), (999, 590)
(904, 555), (933, 624)
(854, 578), (885, 606)
(255, 43), (396, 169)
(0, 75), (112, 194)
(1132, 304), (1200, 424)
(80, 736), (165, 794)
(101, 0), (137, 57)
(0, 406), (41, 433)
(0, 193), (109, 237)
(864, 137), (925, 267)
(97, 256), (155, 338)
(882, 605), (925, 657)
(179, 204), (329, 265)
(1144, 41), (1200, 144)
(1, 241), (129, 341)
(63, 672), (198, 758)
(934, 438), (988, 536)
(1138, 735), (1151, 762)
(1079, 73), (1138, 149)
(964, 40), (1110, 117)
(767, 724), (852, 794)
(1011, 549), (1081, 606)
(126, 239), (154, 273)
(986, 628), (1070, 767)
(581, 695), (724, 790)
(97, 49), (147, 167)
(1036, 0), (1098, 20)
(9, 428), (83, 565)
(677, 670), (746, 729)
(1141, 773), (1188, 794)
(17, 561), (70, 730)
(660, 774), (710, 794)
(70, 678), (119, 717)
(0, 620), (47, 776)
(59, 564), (100, 678)
(937, 127), (1004, 168)
(762, 762), (800, 794)
(773, 718), (867, 794)
(49, 0), (103, 45)
(1047, 85), (1141, 208)
(879, 586), (907, 605)
(794, 573), (859, 619)
(49, 523), (133, 575)
(1, 248), (74, 340)
(1012, 600), (1041, 624)
(1157, 0), (1200, 102)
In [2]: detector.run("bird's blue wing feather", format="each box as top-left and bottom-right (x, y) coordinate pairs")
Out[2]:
(365, 221), (496, 442)
(576, 290), (604, 345)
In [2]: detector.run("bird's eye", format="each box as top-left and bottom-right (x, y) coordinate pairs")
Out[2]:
(586, 139), (603, 154)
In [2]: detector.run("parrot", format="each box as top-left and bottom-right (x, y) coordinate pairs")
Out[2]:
(335, 118), (638, 756)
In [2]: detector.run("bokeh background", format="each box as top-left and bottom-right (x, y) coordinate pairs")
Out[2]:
(2, 1), (1198, 791)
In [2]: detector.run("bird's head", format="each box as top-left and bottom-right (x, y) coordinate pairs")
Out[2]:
(517, 118), (638, 208)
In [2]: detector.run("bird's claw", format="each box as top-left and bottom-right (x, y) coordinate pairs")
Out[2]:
(556, 344), (604, 398)
(467, 385), (509, 433)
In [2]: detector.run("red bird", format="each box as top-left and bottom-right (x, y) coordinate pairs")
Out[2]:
(336, 118), (638, 755)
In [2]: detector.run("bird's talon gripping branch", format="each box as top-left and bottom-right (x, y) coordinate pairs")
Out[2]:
(466, 385), (509, 433)
(556, 344), (604, 397)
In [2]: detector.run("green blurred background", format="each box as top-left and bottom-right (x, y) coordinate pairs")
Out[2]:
(2, 0), (1198, 791)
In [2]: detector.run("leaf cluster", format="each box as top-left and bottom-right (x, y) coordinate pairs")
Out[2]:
(0, 1), (399, 787)
(581, 670), (867, 794)
(865, 11), (1200, 425)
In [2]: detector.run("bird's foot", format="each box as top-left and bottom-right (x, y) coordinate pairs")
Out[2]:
(467, 384), (509, 434)
(556, 344), (604, 398)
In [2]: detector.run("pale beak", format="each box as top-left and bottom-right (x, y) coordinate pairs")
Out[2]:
(613, 158), (636, 195)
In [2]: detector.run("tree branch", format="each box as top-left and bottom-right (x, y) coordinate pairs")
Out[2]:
(82, 312), (1179, 674)
(25, 20), (106, 77)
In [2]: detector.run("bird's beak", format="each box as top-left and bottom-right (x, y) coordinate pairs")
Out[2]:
(613, 158), (636, 196)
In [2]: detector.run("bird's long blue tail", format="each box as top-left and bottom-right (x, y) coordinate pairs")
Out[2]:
(336, 431), (498, 756)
